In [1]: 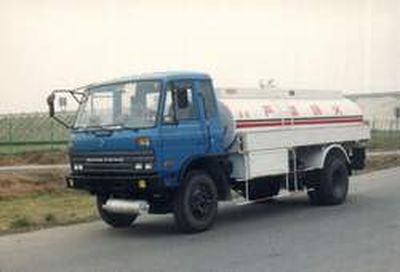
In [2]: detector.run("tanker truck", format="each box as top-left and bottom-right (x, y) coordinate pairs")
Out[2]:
(47, 72), (370, 233)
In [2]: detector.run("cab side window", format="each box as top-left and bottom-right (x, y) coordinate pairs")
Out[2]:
(163, 81), (197, 122)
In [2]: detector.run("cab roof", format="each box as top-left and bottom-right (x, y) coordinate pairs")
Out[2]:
(85, 71), (211, 89)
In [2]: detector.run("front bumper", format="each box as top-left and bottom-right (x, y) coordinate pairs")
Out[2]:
(67, 151), (166, 196)
(66, 173), (164, 195)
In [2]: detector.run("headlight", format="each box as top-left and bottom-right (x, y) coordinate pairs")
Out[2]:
(73, 164), (83, 171)
(144, 162), (152, 170)
(134, 162), (143, 170)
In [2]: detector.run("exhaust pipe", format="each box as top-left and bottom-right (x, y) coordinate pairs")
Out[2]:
(102, 199), (149, 215)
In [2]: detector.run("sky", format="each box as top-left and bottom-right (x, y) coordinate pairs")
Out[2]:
(0, 0), (399, 113)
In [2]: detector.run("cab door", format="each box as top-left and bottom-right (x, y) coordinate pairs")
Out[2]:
(160, 80), (208, 184)
(196, 79), (224, 153)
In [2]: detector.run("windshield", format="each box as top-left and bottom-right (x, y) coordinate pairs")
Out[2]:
(75, 80), (161, 129)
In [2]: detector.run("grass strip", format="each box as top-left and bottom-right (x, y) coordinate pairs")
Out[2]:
(0, 190), (96, 234)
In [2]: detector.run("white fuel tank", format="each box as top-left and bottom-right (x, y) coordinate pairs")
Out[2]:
(217, 88), (369, 150)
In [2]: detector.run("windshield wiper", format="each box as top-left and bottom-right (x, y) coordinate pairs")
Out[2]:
(74, 125), (113, 131)
(73, 123), (153, 132)
(73, 124), (122, 132)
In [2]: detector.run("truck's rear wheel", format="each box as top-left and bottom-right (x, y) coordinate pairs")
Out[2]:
(96, 196), (138, 228)
(307, 155), (349, 205)
(173, 170), (218, 233)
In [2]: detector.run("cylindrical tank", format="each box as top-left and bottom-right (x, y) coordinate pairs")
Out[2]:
(217, 88), (365, 149)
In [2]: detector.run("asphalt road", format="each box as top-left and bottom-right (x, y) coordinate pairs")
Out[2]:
(1, 168), (400, 272)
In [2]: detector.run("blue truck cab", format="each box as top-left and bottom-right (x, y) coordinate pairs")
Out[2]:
(48, 72), (232, 232)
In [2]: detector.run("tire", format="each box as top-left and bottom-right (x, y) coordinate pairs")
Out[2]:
(173, 170), (218, 233)
(96, 196), (138, 228)
(307, 155), (349, 206)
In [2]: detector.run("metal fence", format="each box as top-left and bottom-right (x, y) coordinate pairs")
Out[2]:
(0, 112), (70, 154)
(368, 118), (400, 151)
(370, 118), (400, 131)
(0, 112), (399, 154)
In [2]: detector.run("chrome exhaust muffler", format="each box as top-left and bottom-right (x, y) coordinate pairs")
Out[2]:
(102, 199), (149, 215)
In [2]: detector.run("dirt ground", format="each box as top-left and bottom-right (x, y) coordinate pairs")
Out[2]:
(0, 169), (67, 199)
(361, 154), (400, 174)
(0, 151), (68, 166)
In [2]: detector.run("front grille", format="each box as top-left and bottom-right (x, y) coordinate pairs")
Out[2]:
(70, 151), (155, 175)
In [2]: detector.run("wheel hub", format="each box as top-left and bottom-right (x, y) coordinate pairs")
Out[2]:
(190, 185), (214, 219)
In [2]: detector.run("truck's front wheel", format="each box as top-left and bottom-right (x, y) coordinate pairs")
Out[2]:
(96, 196), (138, 228)
(173, 171), (218, 233)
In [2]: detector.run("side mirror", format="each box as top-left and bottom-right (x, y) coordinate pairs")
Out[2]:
(46, 89), (85, 128)
(47, 93), (55, 117)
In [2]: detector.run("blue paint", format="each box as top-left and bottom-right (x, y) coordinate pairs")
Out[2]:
(70, 72), (224, 188)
